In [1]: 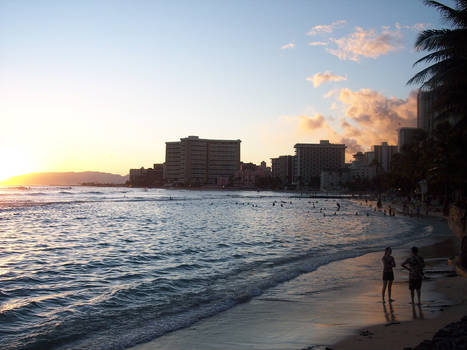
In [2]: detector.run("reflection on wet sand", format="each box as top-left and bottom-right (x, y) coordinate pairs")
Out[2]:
(412, 303), (425, 320)
(383, 301), (397, 323)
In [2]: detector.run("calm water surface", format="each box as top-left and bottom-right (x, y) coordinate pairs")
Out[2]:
(0, 187), (438, 349)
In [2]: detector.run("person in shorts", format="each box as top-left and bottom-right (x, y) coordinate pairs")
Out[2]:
(382, 247), (396, 302)
(402, 246), (425, 305)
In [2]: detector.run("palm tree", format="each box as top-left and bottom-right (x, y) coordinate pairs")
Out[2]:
(408, 0), (467, 124)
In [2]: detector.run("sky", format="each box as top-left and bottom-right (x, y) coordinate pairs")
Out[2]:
(0, 0), (445, 180)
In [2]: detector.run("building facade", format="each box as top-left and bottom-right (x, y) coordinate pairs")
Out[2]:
(129, 164), (164, 187)
(165, 136), (241, 185)
(349, 152), (376, 180)
(294, 140), (346, 187)
(233, 162), (271, 188)
(271, 155), (295, 185)
(398, 127), (424, 152)
(320, 168), (351, 191)
(373, 142), (398, 173)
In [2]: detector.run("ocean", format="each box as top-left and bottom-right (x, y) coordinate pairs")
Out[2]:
(0, 187), (444, 349)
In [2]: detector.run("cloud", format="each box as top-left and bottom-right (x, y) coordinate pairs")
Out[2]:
(294, 88), (417, 158)
(299, 114), (326, 130)
(395, 22), (429, 31)
(413, 23), (429, 31)
(306, 71), (347, 88)
(281, 42), (296, 50)
(326, 26), (403, 61)
(337, 88), (417, 146)
(307, 19), (347, 36)
(308, 41), (328, 46)
(324, 89), (339, 98)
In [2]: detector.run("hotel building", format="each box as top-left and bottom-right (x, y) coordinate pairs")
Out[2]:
(294, 140), (346, 186)
(165, 136), (241, 185)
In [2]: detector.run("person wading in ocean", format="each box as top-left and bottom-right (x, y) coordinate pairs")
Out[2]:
(382, 247), (396, 303)
(402, 246), (425, 305)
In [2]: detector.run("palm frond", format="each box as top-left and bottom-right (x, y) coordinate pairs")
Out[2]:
(415, 29), (454, 51)
(424, 0), (467, 27)
(408, 59), (453, 85)
(413, 48), (453, 66)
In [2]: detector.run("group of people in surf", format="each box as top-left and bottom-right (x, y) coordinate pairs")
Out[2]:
(382, 246), (425, 305)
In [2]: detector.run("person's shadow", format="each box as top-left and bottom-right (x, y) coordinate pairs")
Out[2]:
(412, 303), (425, 320)
(383, 301), (397, 323)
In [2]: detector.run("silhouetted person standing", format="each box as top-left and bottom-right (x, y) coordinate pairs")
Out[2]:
(382, 247), (395, 303)
(402, 247), (425, 305)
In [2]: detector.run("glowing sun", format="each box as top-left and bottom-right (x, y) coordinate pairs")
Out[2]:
(0, 150), (37, 183)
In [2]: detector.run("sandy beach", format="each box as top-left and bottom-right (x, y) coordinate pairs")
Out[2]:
(130, 221), (465, 350)
(333, 238), (467, 350)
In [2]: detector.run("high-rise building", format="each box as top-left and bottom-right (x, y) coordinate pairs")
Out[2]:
(373, 142), (398, 173)
(165, 136), (241, 185)
(271, 155), (295, 185)
(165, 142), (182, 183)
(417, 89), (461, 136)
(294, 140), (346, 186)
(417, 89), (435, 135)
(398, 127), (424, 152)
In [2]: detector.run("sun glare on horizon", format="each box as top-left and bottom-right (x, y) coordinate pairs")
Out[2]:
(0, 150), (37, 183)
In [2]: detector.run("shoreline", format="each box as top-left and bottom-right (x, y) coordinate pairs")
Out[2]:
(130, 215), (457, 350)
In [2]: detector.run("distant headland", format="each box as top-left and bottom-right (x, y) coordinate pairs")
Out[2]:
(0, 171), (129, 186)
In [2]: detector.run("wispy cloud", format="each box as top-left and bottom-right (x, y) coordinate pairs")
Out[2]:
(308, 41), (328, 46)
(326, 26), (403, 61)
(281, 42), (296, 50)
(323, 89), (339, 98)
(395, 22), (429, 31)
(306, 71), (347, 88)
(307, 19), (347, 36)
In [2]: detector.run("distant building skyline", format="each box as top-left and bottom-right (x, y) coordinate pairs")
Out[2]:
(128, 135), (407, 190)
(0, 1), (440, 182)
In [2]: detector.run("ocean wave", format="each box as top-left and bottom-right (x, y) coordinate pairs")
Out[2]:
(0, 194), (450, 350)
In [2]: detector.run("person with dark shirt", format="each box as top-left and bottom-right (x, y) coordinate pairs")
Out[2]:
(402, 246), (425, 305)
(382, 247), (396, 302)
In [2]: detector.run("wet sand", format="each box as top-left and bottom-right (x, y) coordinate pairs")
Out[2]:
(333, 238), (467, 350)
(131, 234), (462, 350)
